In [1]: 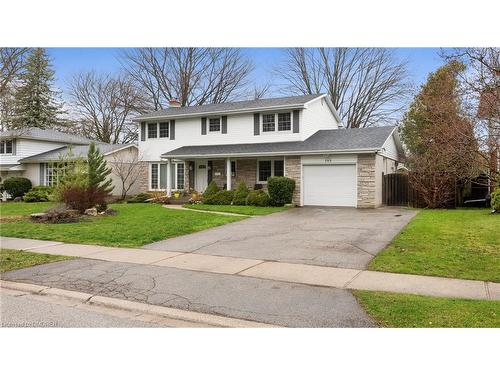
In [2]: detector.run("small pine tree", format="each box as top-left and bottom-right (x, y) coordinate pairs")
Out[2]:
(87, 142), (113, 194)
(10, 48), (64, 129)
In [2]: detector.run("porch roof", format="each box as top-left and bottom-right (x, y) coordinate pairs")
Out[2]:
(162, 126), (396, 158)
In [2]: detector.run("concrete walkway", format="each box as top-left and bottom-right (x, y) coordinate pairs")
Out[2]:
(2, 236), (498, 301)
(165, 204), (252, 217)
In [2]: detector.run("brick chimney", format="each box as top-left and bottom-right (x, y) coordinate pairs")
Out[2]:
(169, 98), (181, 108)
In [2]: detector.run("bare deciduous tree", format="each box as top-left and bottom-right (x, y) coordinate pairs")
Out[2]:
(108, 147), (141, 200)
(277, 48), (410, 128)
(120, 48), (254, 110)
(0, 48), (29, 96)
(69, 72), (147, 144)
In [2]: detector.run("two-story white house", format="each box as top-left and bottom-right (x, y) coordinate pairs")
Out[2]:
(0, 127), (139, 198)
(134, 94), (404, 208)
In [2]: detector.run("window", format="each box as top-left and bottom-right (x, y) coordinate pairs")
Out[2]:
(231, 161), (236, 177)
(257, 159), (285, 182)
(148, 123), (157, 138)
(151, 164), (159, 189)
(278, 113), (291, 131)
(176, 163), (184, 190)
(159, 122), (169, 138)
(274, 160), (284, 176)
(258, 160), (272, 182)
(0, 140), (13, 154)
(209, 117), (221, 132)
(262, 114), (275, 132)
(44, 163), (56, 186)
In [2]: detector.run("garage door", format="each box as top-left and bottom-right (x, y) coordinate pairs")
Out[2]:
(303, 164), (357, 207)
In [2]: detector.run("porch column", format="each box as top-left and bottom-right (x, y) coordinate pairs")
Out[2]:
(226, 157), (232, 190)
(166, 158), (172, 197)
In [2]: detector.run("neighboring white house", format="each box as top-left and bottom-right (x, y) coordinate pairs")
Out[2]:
(134, 94), (404, 208)
(0, 128), (139, 198)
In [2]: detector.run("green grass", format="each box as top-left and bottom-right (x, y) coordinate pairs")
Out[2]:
(183, 204), (291, 215)
(0, 202), (54, 217)
(0, 203), (243, 247)
(355, 290), (500, 328)
(369, 209), (500, 282)
(0, 248), (72, 273)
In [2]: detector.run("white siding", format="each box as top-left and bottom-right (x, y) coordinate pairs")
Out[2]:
(301, 96), (339, 139)
(0, 138), (67, 165)
(380, 133), (400, 161)
(23, 163), (42, 186)
(105, 146), (140, 197)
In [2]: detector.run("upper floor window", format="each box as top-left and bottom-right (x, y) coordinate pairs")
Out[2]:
(262, 112), (292, 133)
(209, 117), (221, 132)
(278, 113), (291, 131)
(262, 114), (275, 132)
(148, 123), (158, 138)
(0, 139), (13, 154)
(159, 122), (169, 138)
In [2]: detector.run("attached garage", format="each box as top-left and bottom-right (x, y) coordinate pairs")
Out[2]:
(302, 164), (357, 207)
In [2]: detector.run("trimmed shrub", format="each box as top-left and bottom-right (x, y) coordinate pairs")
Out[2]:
(246, 189), (270, 207)
(267, 176), (295, 206)
(232, 182), (249, 205)
(202, 181), (220, 203)
(491, 188), (500, 212)
(60, 186), (108, 213)
(126, 192), (152, 203)
(3, 177), (32, 198)
(23, 186), (54, 202)
(209, 190), (234, 205)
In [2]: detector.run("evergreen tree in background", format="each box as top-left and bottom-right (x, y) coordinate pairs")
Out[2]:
(10, 48), (64, 129)
(87, 142), (113, 194)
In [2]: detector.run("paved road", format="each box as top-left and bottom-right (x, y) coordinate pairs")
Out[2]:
(2, 258), (376, 327)
(144, 207), (416, 269)
(1, 291), (162, 328)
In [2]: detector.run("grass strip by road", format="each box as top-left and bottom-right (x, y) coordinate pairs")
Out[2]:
(0, 203), (243, 248)
(183, 204), (290, 216)
(355, 290), (500, 328)
(0, 249), (73, 273)
(369, 209), (500, 282)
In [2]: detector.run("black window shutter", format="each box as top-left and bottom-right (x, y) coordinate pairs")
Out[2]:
(221, 116), (227, 134)
(12, 139), (16, 155)
(254, 113), (260, 135)
(39, 163), (45, 185)
(140, 122), (146, 141)
(201, 117), (207, 135)
(170, 120), (176, 140)
(293, 110), (300, 133)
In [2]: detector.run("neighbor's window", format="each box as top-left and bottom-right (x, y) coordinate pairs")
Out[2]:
(0, 139), (13, 154)
(209, 117), (221, 132)
(176, 163), (184, 190)
(159, 122), (169, 138)
(148, 123), (158, 138)
(151, 163), (159, 189)
(278, 113), (291, 131)
(258, 160), (272, 182)
(262, 114), (275, 132)
(44, 163), (56, 186)
(274, 160), (284, 176)
(231, 161), (236, 177)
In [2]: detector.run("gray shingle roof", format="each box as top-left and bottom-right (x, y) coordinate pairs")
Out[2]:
(162, 126), (397, 157)
(0, 127), (95, 144)
(135, 94), (325, 120)
(19, 144), (135, 163)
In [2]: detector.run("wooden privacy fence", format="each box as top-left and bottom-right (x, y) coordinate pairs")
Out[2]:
(382, 173), (425, 207)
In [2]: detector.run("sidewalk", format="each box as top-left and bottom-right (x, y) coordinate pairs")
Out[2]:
(2, 236), (499, 301)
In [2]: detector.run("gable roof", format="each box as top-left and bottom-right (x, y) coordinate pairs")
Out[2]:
(162, 126), (398, 158)
(0, 127), (95, 144)
(19, 143), (136, 163)
(135, 94), (328, 121)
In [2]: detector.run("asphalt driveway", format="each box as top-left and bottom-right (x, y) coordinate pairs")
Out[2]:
(144, 207), (416, 269)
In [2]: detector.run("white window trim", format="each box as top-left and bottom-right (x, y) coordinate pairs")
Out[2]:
(260, 112), (293, 134)
(0, 139), (13, 154)
(208, 117), (222, 133)
(149, 162), (185, 191)
(159, 121), (170, 138)
(256, 157), (285, 184)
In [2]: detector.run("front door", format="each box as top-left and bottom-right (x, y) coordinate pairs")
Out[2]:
(195, 159), (208, 192)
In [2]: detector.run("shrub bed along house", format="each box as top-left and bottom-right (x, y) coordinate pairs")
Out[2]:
(3, 177), (32, 199)
(246, 189), (271, 207)
(267, 176), (295, 206)
(23, 186), (54, 202)
(232, 182), (250, 205)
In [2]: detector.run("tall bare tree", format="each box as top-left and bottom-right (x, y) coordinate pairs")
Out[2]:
(120, 48), (253, 110)
(277, 48), (410, 128)
(69, 72), (147, 144)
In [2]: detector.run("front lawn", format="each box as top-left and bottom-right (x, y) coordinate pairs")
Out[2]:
(369, 209), (500, 282)
(355, 290), (500, 328)
(0, 203), (243, 247)
(0, 202), (54, 217)
(0, 248), (72, 273)
(183, 204), (291, 216)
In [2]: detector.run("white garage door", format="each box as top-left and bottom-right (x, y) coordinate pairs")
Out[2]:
(303, 164), (357, 207)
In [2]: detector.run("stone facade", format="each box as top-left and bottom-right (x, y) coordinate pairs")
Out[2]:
(284, 156), (301, 206)
(208, 158), (258, 190)
(357, 154), (376, 208)
(137, 161), (150, 192)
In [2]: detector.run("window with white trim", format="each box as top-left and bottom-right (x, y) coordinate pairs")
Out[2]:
(0, 139), (13, 154)
(262, 114), (275, 132)
(150, 162), (185, 191)
(148, 123), (158, 138)
(262, 112), (292, 133)
(257, 159), (285, 183)
(151, 163), (159, 189)
(159, 122), (169, 138)
(176, 163), (184, 189)
(278, 113), (291, 131)
(208, 117), (221, 132)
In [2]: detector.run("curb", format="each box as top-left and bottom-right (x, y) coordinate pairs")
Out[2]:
(0, 280), (278, 328)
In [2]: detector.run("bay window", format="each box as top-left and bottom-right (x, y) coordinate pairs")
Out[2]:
(150, 162), (185, 191)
